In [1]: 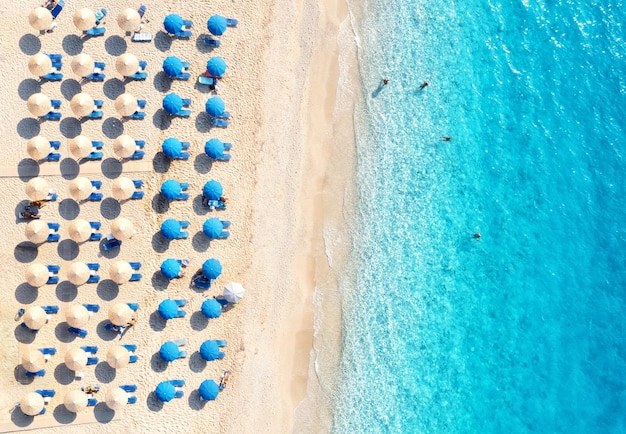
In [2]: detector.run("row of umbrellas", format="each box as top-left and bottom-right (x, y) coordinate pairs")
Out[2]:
(29, 7), (142, 32)
(26, 93), (143, 118)
(25, 260), (138, 286)
(19, 386), (135, 415)
(19, 302), (134, 331)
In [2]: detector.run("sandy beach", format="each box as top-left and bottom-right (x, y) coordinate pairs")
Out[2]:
(0, 0), (350, 433)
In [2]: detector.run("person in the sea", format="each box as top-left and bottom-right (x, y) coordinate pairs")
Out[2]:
(382, 78), (389, 86)
(441, 136), (451, 141)
(418, 81), (428, 91)
(472, 232), (481, 239)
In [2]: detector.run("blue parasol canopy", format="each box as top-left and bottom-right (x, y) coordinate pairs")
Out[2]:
(161, 179), (181, 200)
(163, 93), (183, 115)
(163, 14), (183, 34)
(202, 259), (222, 280)
(202, 180), (223, 200)
(199, 340), (221, 361)
(203, 218), (223, 239)
(158, 299), (178, 320)
(162, 138), (183, 159)
(155, 381), (176, 402)
(161, 219), (181, 240)
(207, 15), (227, 36)
(205, 57), (227, 77)
(198, 380), (219, 401)
(201, 298), (222, 319)
(160, 258), (181, 280)
(205, 97), (225, 117)
(163, 56), (184, 77)
(204, 138), (225, 159)
(159, 342), (180, 362)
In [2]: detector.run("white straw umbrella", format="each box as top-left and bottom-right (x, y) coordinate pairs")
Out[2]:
(22, 347), (46, 372)
(27, 93), (51, 117)
(115, 53), (139, 77)
(110, 217), (134, 241)
(27, 136), (51, 160)
(65, 304), (89, 328)
(25, 220), (49, 244)
(20, 392), (44, 416)
(29, 7), (52, 31)
(64, 347), (88, 372)
(109, 261), (132, 284)
(68, 219), (92, 243)
(28, 53), (53, 77)
(111, 177), (135, 201)
(106, 345), (130, 369)
(69, 135), (93, 159)
(22, 307), (47, 330)
(112, 135), (136, 158)
(73, 8), (96, 31)
(105, 387), (127, 410)
(71, 53), (94, 77)
(117, 8), (140, 32)
(67, 262), (90, 286)
(70, 93), (94, 118)
(108, 303), (133, 326)
(223, 282), (246, 303)
(64, 390), (88, 413)
(25, 263), (49, 287)
(25, 177), (50, 201)
(114, 93), (138, 117)
(68, 177), (93, 201)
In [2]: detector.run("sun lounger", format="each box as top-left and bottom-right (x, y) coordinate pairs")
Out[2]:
(177, 232), (189, 239)
(88, 111), (103, 119)
(137, 5), (146, 18)
(173, 390), (184, 398)
(87, 398), (97, 406)
(81, 346), (98, 354)
(92, 141), (103, 149)
(47, 222), (60, 232)
(182, 19), (193, 27)
(215, 231), (230, 239)
(175, 310), (186, 318)
(25, 369), (46, 377)
(130, 273), (142, 281)
(227, 18), (238, 27)
(43, 112), (61, 120)
(122, 344), (137, 352)
(50, 100), (61, 109)
(42, 72), (63, 81)
(40, 347), (56, 355)
(180, 142), (190, 150)
(87, 275), (100, 284)
(87, 263), (100, 271)
(50, 0), (64, 19)
(87, 192), (103, 201)
(175, 30), (192, 38)
(129, 71), (148, 80)
(127, 303), (139, 311)
(89, 233), (102, 241)
(180, 98), (191, 107)
(175, 193), (189, 201)
(45, 153), (61, 162)
(87, 73), (105, 81)
(85, 27), (106, 37)
(83, 303), (99, 312)
(127, 396), (137, 404)
(51, 61), (62, 69)
(41, 305), (59, 314)
(177, 350), (187, 358)
(173, 300), (187, 308)
(47, 264), (61, 273)
(130, 151), (144, 160)
(128, 262), (141, 270)
(130, 191), (144, 200)
(138, 100), (146, 109)
(211, 118), (229, 128)
(176, 109), (191, 117)
(129, 355), (138, 363)
(86, 357), (98, 365)
(131, 33), (153, 42)
(215, 111), (231, 120)
(68, 327), (87, 337)
(203, 37), (220, 47)
(94, 61), (105, 71)
(135, 140), (145, 149)
(176, 72), (191, 80)
(178, 220), (190, 229)
(105, 323), (124, 333)
(178, 182), (189, 191)
(102, 236), (121, 251)
(198, 76), (218, 86)
(132, 180), (144, 188)
(130, 112), (145, 120)
(215, 154), (231, 161)
(215, 340), (227, 347)
(169, 379), (185, 387)
(35, 389), (55, 397)
(47, 233), (60, 242)
(89, 221), (101, 230)
(120, 384), (137, 392)
(86, 151), (103, 160)
(49, 140), (61, 150)
(192, 277), (211, 289)
(95, 8), (107, 22)
(47, 53), (62, 61)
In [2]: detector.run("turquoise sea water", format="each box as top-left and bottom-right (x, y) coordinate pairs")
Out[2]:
(332, 1), (626, 432)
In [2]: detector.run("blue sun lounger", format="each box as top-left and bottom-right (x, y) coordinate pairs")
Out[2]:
(86, 151), (103, 160)
(42, 72), (63, 81)
(131, 33), (153, 42)
(198, 76), (218, 86)
(122, 344), (137, 352)
(130, 273), (142, 281)
(211, 118), (228, 128)
(203, 37), (221, 47)
(50, 0), (64, 19)
(85, 27), (106, 37)
(129, 355), (139, 363)
(87, 398), (97, 406)
(86, 357), (98, 365)
(127, 396), (137, 404)
(40, 347), (56, 356)
(129, 262), (141, 270)
(35, 389), (55, 398)
(169, 379), (185, 387)
(102, 235), (121, 250)
(227, 18), (238, 27)
(25, 369), (46, 377)
(120, 384), (137, 392)
(68, 327), (87, 337)
(131, 191), (144, 199)
(81, 346), (98, 354)
(175, 30), (192, 38)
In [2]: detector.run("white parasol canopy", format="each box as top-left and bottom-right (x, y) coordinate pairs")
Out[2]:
(64, 347), (88, 371)
(114, 93), (138, 117)
(25, 177), (50, 201)
(65, 304), (89, 328)
(73, 8), (96, 31)
(70, 93), (94, 118)
(71, 53), (94, 77)
(69, 135), (93, 159)
(25, 220), (49, 244)
(115, 53), (139, 77)
(109, 261), (132, 284)
(29, 7), (52, 31)
(68, 177), (93, 201)
(25, 263), (49, 287)
(19, 392), (45, 416)
(68, 219), (92, 243)
(22, 347), (46, 372)
(110, 217), (135, 241)
(26, 136), (51, 160)
(112, 135), (136, 158)
(105, 387), (128, 410)
(106, 345), (130, 369)
(111, 177), (135, 201)
(64, 390), (88, 413)
(117, 8), (141, 32)
(108, 303), (133, 326)
(28, 53), (52, 77)
(223, 282), (246, 303)
(67, 261), (90, 286)
(27, 93), (51, 117)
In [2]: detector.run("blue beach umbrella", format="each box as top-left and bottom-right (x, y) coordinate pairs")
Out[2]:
(162, 138), (183, 159)
(202, 259), (222, 280)
(159, 342), (180, 362)
(205, 97), (225, 117)
(207, 15), (227, 36)
(205, 57), (227, 77)
(198, 380), (219, 401)
(202, 180), (223, 200)
(201, 298), (222, 319)
(160, 258), (181, 280)
(163, 93), (183, 115)
(158, 299), (178, 320)
(199, 340), (221, 361)
(161, 180), (181, 200)
(155, 381), (176, 402)
(160, 219), (181, 240)
(163, 14), (183, 34)
(204, 138), (225, 159)
(163, 56), (184, 77)
(203, 218), (223, 239)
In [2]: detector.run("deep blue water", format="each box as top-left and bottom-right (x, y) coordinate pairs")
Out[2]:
(333, 1), (626, 432)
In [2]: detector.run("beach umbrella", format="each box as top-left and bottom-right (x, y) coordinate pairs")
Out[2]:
(106, 346), (129, 369)
(70, 93), (94, 118)
(160, 259), (181, 280)
(67, 261), (90, 286)
(22, 347), (46, 372)
(25, 177), (50, 201)
(198, 380), (219, 401)
(27, 136), (51, 160)
(201, 299), (222, 319)
(111, 217), (134, 241)
(68, 219), (91, 242)
(159, 342), (180, 362)
(205, 97), (225, 117)
(155, 381), (175, 402)
(29, 7), (53, 31)
(162, 138), (183, 159)
(109, 261), (132, 284)
(207, 15), (227, 36)
(108, 303), (133, 326)
(65, 304), (89, 328)
(160, 180), (181, 201)
(112, 134), (136, 158)
(28, 53), (52, 77)
(27, 93), (51, 117)
(64, 390), (88, 413)
(162, 56), (184, 77)
(25, 221), (49, 244)
(206, 57), (227, 77)
(25, 263), (49, 287)
(68, 177), (92, 201)
(202, 218), (224, 239)
(111, 177), (135, 201)
(199, 340), (221, 361)
(20, 392), (45, 416)
(202, 180), (223, 200)
(114, 93), (138, 117)
(223, 282), (246, 303)
(115, 53), (139, 77)
(73, 8), (96, 31)
(105, 387), (127, 410)
(22, 307), (47, 331)
(117, 8), (140, 32)
(158, 300), (178, 320)
(64, 347), (88, 371)
(202, 259), (222, 280)
(163, 14), (183, 34)
(163, 93), (183, 115)
(69, 135), (93, 159)
(204, 138), (226, 159)
(160, 219), (181, 240)
(71, 53), (93, 77)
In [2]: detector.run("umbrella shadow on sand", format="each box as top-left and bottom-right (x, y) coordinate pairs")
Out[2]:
(19, 34), (41, 55)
